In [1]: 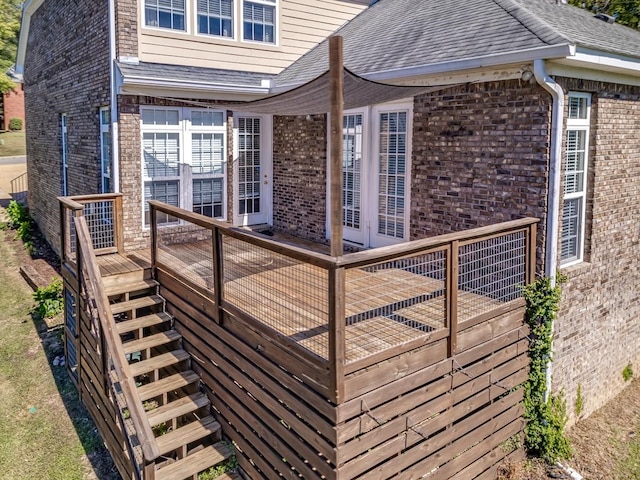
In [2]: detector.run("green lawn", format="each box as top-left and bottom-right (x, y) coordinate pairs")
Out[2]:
(0, 131), (26, 157)
(0, 227), (112, 479)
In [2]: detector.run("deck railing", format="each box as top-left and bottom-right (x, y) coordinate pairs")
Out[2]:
(59, 194), (124, 267)
(73, 212), (160, 478)
(149, 200), (537, 403)
(9, 171), (28, 204)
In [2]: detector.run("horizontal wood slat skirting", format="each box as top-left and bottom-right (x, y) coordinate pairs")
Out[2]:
(163, 271), (529, 480)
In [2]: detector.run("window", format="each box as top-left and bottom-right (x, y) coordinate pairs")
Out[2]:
(100, 107), (112, 193)
(334, 102), (412, 248)
(198, 0), (233, 37)
(145, 0), (186, 30)
(561, 93), (591, 266)
(243, 0), (276, 43)
(141, 107), (227, 226)
(61, 113), (69, 195)
(377, 111), (407, 239)
(343, 114), (363, 230)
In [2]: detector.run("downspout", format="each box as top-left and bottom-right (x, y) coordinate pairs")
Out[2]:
(108, 0), (120, 193)
(533, 58), (564, 398)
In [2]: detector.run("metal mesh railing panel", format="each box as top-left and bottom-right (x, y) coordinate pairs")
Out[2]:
(344, 250), (447, 363)
(156, 213), (214, 291)
(457, 231), (527, 322)
(68, 201), (116, 255)
(222, 236), (329, 360)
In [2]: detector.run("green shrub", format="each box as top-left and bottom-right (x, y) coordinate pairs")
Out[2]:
(6, 200), (28, 227)
(522, 273), (573, 464)
(8, 117), (23, 131)
(623, 363), (634, 382)
(33, 279), (63, 319)
(574, 384), (584, 418)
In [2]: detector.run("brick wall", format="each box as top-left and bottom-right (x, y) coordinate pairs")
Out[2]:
(410, 80), (551, 268)
(2, 84), (25, 131)
(272, 114), (329, 244)
(23, 0), (111, 253)
(115, 0), (138, 58)
(551, 78), (640, 422)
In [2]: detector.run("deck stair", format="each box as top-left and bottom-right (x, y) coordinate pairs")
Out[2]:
(106, 269), (236, 480)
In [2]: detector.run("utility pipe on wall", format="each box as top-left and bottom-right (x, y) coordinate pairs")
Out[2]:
(533, 58), (565, 398)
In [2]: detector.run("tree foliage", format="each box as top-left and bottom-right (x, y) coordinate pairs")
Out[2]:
(0, 0), (22, 94)
(569, 0), (640, 29)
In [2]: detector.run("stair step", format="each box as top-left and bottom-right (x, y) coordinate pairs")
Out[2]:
(110, 295), (163, 315)
(156, 416), (221, 456)
(116, 312), (172, 335)
(105, 278), (158, 297)
(138, 371), (200, 402)
(130, 349), (190, 377)
(156, 441), (232, 480)
(123, 330), (182, 355)
(147, 392), (210, 427)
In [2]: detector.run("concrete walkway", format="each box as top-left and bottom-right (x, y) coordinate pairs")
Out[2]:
(0, 155), (27, 207)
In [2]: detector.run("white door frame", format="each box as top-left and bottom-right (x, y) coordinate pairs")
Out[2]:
(326, 100), (413, 248)
(232, 112), (273, 226)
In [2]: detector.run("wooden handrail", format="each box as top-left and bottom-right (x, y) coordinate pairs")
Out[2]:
(149, 200), (336, 269)
(74, 215), (160, 461)
(57, 196), (85, 211)
(336, 217), (540, 269)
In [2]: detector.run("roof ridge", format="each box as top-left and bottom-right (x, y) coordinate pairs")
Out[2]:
(490, 0), (572, 47)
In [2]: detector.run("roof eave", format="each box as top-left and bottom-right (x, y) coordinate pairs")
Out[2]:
(363, 43), (576, 83)
(553, 46), (640, 77)
(14, 0), (46, 76)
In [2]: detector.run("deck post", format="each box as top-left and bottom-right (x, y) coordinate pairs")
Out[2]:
(60, 202), (67, 265)
(447, 241), (459, 357)
(329, 265), (346, 404)
(150, 203), (158, 280)
(212, 226), (224, 324)
(73, 208), (84, 402)
(329, 35), (344, 258)
(114, 194), (124, 254)
(527, 222), (537, 284)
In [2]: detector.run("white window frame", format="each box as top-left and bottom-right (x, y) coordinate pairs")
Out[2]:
(100, 107), (112, 193)
(241, 0), (277, 45)
(143, 0), (188, 32)
(196, 0), (235, 39)
(561, 92), (591, 267)
(140, 106), (228, 228)
(61, 113), (69, 196)
(326, 100), (413, 249)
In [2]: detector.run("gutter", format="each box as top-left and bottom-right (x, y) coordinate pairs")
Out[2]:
(363, 44), (575, 83)
(120, 75), (273, 96)
(108, 0), (120, 193)
(533, 58), (565, 398)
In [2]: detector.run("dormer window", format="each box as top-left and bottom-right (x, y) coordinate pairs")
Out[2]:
(198, 0), (234, 37)
(243, 0), (276, 43)
(145, 0), (186, 30)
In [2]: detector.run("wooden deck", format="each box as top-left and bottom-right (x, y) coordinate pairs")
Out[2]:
(110, 237), (506, 365)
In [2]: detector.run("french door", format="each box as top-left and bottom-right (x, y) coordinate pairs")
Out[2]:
(337, 102), (412, 248)
(234, 114), (273, 226)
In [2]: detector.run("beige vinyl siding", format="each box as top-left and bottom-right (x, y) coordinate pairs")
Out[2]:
(138, 0), (369, 74)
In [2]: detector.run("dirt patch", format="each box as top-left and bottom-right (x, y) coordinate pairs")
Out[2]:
(499, 378), (640, 480)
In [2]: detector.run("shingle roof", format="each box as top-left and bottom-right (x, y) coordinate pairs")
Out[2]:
(276, 0), (640, 86)
(117, 61), (274, 87)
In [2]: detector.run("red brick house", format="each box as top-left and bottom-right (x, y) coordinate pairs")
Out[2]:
(14, 0), (640, 476)
(1, 79), (25, 131)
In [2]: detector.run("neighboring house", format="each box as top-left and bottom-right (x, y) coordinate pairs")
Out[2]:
(14, 0), (640, 463)
(1, 67), (25, 131)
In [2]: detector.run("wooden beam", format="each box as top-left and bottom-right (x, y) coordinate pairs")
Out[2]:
(329, 35), (344, 258)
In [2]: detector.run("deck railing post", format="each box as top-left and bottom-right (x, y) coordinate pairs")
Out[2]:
(150, 203), (158, 280)
(447, 241), (459, 358)
(328, 265), (346, 404)
(60, 203), (67, 265)
(527, 223), (538, 284)
(212, 226), (224, 324)
(73, 208), (84, 402)
(114, 194), (124, 254)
